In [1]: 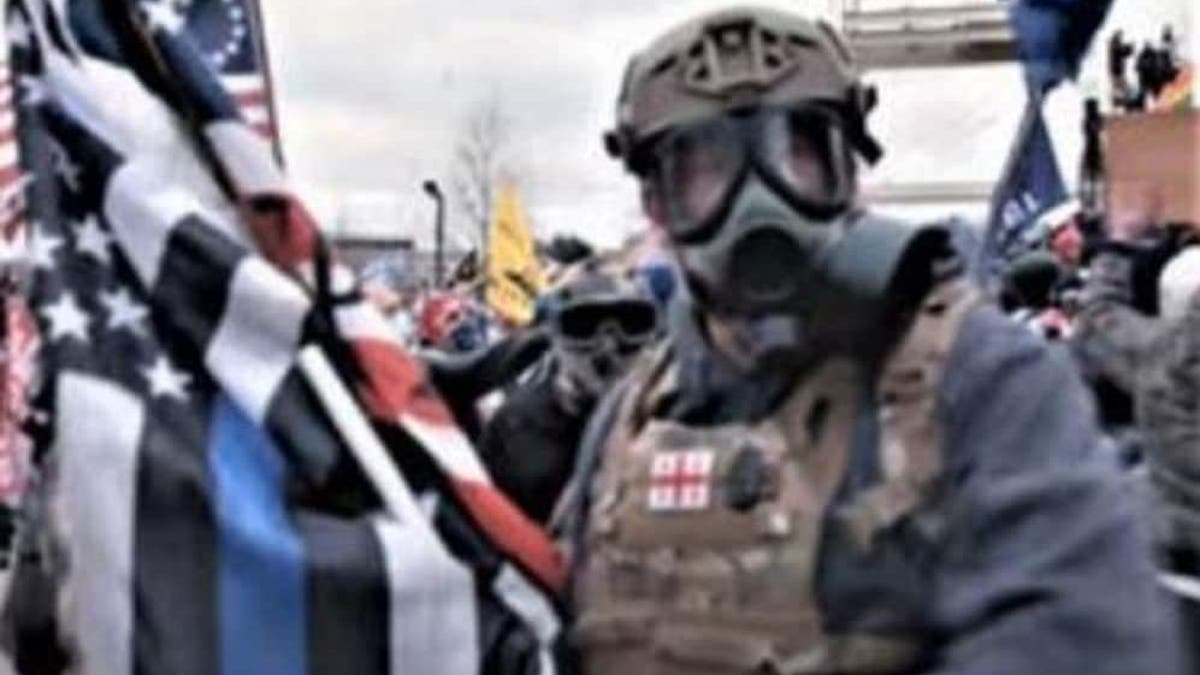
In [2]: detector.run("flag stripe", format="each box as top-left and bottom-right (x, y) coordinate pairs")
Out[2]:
(297, 513), (390, 675)
(251, 121), (273, 140)
(204, 122), (285, 196)
(132, 390), (218, 675)
(402, 414), (488, 481)
(108, 163), (344, 485)
(262, 369), (344, 488)
(51, 373), (140, 675)
(373, 518), (480, 675)
(446, 477), (568, 593)
(103, 162), (197, 288)
(151, 217), (245, 367)
(0, 166), (20, 189)
(233, 90), (266, 108)
(204, 258), (308, 423)
(351, 339), (457, 428)
(494, 565), (562, 674)
(210, 396), (306, 675)
(222, 74), (266, 95)
(240, 104), (268, 126)
(339, 321), (567, 591)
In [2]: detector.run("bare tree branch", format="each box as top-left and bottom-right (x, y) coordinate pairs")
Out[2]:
(449, 96), (511, 254)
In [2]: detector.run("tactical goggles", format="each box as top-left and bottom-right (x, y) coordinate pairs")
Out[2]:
(554, 299), (658, 350)
(644, 106), (855, 242)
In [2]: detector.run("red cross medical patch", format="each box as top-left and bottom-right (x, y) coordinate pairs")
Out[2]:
(647, 450), (714, 512)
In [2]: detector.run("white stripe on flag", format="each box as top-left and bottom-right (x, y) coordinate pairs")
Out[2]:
(49, 373), (140, 675)
(28, 0), (241, 231)
(204, 121), (286, 196)
(103, 160), (196, 288)
(0, 142), (15, 168)
(373, 517), (480, 675)
(401, 414), (491, 483)
(104, 156), (249, 289)
(222, 74), (265, 95)
(494, 565), (561, 675)
(39, 25), (157, 157)
(239, 104), (269, 126)
(0, 110), (14, 133)
(205, 258), (309, 422)
(334, 302), (402, 344)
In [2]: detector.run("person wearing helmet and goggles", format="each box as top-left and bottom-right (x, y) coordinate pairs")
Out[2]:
(559, 7), (1177, 674)
(481, 262), (660, 524)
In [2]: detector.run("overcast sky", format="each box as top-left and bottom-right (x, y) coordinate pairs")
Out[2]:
(260, 0), (1193, 249)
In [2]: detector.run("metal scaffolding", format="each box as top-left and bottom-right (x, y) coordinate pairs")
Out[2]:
(841, 1), (1017, 70)
(841, 1), (1017, 213)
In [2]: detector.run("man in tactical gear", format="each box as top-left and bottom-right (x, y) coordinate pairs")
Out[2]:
(481, 262), (661, 524)
(561, 7), (1177, 673)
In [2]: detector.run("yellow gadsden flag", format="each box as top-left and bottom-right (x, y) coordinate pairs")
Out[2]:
(486, 183), (544, 326)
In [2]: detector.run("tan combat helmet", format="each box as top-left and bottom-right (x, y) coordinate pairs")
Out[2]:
(605, 5), (882, 174)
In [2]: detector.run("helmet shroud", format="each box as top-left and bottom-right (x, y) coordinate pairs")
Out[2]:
(606, 6), (882, 174)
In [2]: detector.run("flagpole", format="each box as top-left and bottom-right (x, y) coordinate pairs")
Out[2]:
(244, 0), (287, 168)
(297, 346), (429, 525)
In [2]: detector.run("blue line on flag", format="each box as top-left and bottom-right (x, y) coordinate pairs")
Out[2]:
(210, 395), (307, 675)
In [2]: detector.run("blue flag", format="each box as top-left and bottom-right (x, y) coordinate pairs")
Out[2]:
(1009, 0), (1116, 92)
(978, 97), (1067, 283)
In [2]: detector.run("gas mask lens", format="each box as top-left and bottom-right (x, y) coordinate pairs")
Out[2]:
(766, 111), (843, 206)
(656, 122), (746, 237)
(650, 108), (852, 240)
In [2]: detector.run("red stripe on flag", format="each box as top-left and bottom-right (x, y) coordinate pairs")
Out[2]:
(351, 338), (566, 591)
(235, 90), (267, 108)
(239, 195), (318, 269)
(251, 121), (274, 140)
(0, 165), (21, 187)
(350, 338), (455, 427)
(452, 479), (566, 592)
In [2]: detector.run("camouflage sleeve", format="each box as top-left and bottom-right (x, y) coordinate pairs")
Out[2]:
(926, 307), (1181, 674)
(1137, 289), (1200, 553)
(1071, 250), (1168, 394)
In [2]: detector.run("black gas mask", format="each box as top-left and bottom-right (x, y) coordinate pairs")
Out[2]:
(643, 106), (872, 371)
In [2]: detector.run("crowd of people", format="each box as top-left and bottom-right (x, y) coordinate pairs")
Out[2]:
(6, 1), (1200, 672)
(340, 7), (1200, 672)
(1001, 191), (1200, 628)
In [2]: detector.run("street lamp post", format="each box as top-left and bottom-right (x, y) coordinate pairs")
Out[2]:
(421, 179), (445, 287)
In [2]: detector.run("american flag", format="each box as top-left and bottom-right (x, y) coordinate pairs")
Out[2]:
(0, 0), (278, 258)
(2, 1), (564, 674)
(0, 56), (25, 259)
(171, 0), (280, 149)
(0, 60), (17, 192)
